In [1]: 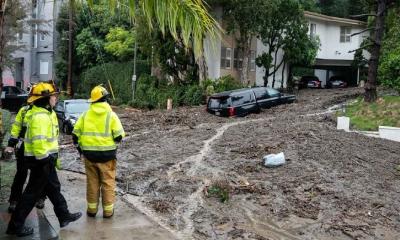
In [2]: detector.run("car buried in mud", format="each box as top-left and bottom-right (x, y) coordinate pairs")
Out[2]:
(207, 87), (296, 117)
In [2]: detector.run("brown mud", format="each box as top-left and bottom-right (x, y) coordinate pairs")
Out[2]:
(60, 88), (400, 240)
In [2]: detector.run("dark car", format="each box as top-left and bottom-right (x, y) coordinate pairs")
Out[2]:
(252, 87), (296, 108)
(1, 86), (28, 112)
(299, 76), (322, 89)
(326, 76), (347, 88)
(207, 89), (259, 117)
(207, 87), (295, 117)
(54, 99), (90, 134)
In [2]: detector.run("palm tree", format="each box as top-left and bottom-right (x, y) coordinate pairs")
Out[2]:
(85, 0), (220, 57)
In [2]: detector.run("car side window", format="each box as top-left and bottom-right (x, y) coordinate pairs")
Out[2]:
(232, 92), (252, 106)
(12, 87), (23, 94)
(3, 87), (10, 94)
(253, 89), (269, 100)
(266, 88), (280, 98)
(54, 102), (64, 112)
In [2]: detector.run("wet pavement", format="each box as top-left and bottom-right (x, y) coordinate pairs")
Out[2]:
(44, 170), (177, 240)
(0, 205), (58, 240)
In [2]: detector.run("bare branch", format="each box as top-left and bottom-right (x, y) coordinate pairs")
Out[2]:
(351, 28), (374, 37)
(348, 44), (374, 53)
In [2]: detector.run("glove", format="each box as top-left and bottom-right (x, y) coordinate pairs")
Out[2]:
(55, 158), (62, 170)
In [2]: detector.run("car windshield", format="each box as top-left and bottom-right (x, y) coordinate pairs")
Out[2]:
(209, 97), (229, 108)
(65, 101), (89, 113)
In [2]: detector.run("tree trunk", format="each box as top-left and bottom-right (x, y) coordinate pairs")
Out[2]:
(263, 67), (269, 87)
(280, 60), (286, 89)
(240, 39), (251, 86)
(197, 54), (208, 83)
(0, 0), (7, 107)
(272, 48), (279, 88)
(67, 0), (74, 96)
(365, 0), (387, 102)
(263, 48), (273, 87)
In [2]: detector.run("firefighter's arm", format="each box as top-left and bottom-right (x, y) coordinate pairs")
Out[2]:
(72, 115), (83, 153)
(111, 113), (125, 143)
(8, 108), (25, 148)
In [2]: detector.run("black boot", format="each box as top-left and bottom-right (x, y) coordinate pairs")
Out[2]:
(6, 226), (34, 237)
(59, 212), (82, 228)
(35, 198), (45, 209)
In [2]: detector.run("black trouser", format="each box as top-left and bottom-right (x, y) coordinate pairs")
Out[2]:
(7, 157), (70, 231)
(8, 144), (46, 203)
(8, 147), (28, 203)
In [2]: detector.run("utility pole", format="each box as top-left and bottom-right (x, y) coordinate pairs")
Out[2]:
(67, 0), (74, 96)
(131, 0), (138, 102)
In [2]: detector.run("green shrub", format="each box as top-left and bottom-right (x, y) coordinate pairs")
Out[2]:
(184, 85), (204, 105)
(79, 60), (150, 104)
(378, 47), (400, 92)
(202, 75), (243, 96)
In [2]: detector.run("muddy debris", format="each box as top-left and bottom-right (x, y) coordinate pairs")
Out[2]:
(59, 88), (400, 240)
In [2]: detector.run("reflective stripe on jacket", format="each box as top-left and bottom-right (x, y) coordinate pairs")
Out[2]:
(73, 102), (125, 152)
(24, 106), (59, 160)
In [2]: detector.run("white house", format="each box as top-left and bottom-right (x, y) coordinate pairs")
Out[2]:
(204, 9), (369, 88)
(304, 11), (368, 87)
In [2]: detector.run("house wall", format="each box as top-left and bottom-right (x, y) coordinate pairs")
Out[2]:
(204, 5), (257, 86)
(255, 41), (288, 88)
(2, 0), (61, 90)
(309, 18), (367, 60)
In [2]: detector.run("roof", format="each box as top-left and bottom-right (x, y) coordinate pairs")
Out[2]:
(211, 88), (255, 98)
(304, 11), (367, 27)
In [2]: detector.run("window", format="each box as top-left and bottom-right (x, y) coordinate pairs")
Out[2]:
(310, 23), (316, 39)
(220, 47), (232, 69)
(253, 88), (269, 101)
(54, 102), (64, 112)
(266, 88), (280, 98)
(249, 50), (256, 71)
(340, 26), (351, 43)
(40, 33), (45, 41)
(234, 48), (243, 69)
(231, 92), (253, 106)
(208, 97), (230, 108)
(40, 60), (49, 74)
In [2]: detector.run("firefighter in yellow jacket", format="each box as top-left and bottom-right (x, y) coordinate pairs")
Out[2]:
(72, 85), (125, 218)
(6, 82), (81, 237)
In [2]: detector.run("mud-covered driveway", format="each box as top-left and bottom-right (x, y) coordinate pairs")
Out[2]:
(61, 88), (400, 240)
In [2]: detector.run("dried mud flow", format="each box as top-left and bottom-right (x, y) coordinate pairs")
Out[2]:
(60, 88), (400, 240)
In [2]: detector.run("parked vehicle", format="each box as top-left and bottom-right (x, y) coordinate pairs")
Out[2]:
(54, 99), (90, 134)
(326, 76), (347, 88)
(207, 87), (295, 117)
(0, 86), (28, 112)
(299, 76), (322, 89)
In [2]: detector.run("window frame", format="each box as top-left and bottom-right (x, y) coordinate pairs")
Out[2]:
(233, 48), (243, 70)
(340, 26), (352, 43)
(220, 47), (232, 69)
(310, 23), (316, 39)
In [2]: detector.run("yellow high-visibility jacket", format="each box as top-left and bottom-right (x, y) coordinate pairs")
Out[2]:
(10, 105), (30, 140)
(24, 106), (59, 160)
(73, 102), (125, 162)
